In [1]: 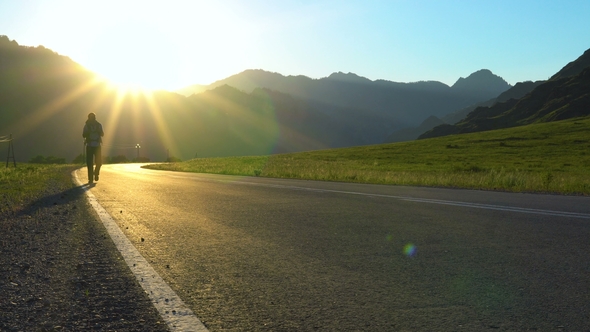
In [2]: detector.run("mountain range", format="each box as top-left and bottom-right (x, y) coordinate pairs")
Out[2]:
(384, 80), (545, 143)
(179, 68), (511, 131)
(420, 48), (590, 139)
(1, 34), (588, 163)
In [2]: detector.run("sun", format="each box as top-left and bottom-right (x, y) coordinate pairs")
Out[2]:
(40, 1), (258, 92)
(88, 20), (180, 92)
(106, 81), (148, 96)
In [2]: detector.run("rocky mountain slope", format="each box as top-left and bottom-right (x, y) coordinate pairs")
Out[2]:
(420, 47), (590, 139)
(384, 80), (544, 143)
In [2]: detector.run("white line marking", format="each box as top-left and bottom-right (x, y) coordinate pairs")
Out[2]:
(73, 170), (208, 332)
(399, 197), (590, 219)
(167, 174), (590, 220)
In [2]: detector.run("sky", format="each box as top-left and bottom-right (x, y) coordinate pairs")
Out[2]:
(0, 0), (589, 91)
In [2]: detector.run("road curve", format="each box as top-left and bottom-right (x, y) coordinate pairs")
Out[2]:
(76, 164), (590, 331)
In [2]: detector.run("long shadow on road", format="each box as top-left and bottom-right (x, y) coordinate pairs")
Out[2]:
(1, 182), (168, 331)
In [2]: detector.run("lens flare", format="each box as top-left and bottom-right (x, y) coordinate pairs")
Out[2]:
(403, 243), (417, 257)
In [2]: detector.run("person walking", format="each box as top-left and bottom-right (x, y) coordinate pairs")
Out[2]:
(82, 112), (104, 184)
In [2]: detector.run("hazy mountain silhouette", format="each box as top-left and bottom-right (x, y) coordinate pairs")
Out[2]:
(0, 35), (108, 162)
(325, 71), (374, 84)
(175, 83), (208, 96)
(440, 80), (545, 125)
(383, 116), (445, 143)
(180, 68), (511, 143)
(384, 72), (527, 143)
(2, 35), (545, 163)
(177, 85), (375, 157)
(420, 48), (590, 139)
(451, 69), (511, 102)
(0, 36), (390, 162)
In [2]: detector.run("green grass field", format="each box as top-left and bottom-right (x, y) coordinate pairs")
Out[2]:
(145, 116), (590, 195)
(0, 164), (77, 215)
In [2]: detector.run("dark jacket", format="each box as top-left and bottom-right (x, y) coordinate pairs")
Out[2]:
(83, 119), (103, 147)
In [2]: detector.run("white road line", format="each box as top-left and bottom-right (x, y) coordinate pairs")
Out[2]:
(400, 197), (590, 219)
(174, 175), (590, 220)
(72, 171), (208, 332)
(279, 184), (590, 219)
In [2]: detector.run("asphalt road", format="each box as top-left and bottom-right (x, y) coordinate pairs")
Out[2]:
(75, 164), (590, 331)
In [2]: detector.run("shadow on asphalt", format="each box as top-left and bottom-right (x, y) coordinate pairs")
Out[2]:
(16, 184), (91, 217)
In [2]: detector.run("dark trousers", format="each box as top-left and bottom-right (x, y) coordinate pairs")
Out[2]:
(86, 145), (102, 182)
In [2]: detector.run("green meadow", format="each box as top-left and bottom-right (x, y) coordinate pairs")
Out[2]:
(0, 164), (77, 215)
(145, 116), (590, 195)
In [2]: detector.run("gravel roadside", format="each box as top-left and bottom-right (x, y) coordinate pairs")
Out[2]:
(0, 168), (169, 331)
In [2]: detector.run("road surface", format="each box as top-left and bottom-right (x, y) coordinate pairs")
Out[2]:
(75, 164), (590, 331)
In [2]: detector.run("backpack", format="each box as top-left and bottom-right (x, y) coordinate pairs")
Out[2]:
(85, 122), (103, 145)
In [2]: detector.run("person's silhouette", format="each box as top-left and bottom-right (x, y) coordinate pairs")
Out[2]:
(82, 112), (104, 183)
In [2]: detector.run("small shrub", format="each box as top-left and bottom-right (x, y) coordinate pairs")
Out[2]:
(467, 165), (485, 173)
(134, 157), (150, 163)
(29, 155), (46, 163)
(28, 155), (66, 164)
(167, 156), (182, 162)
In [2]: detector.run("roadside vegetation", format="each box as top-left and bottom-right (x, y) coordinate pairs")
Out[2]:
(0, 164), (77, 215)
(28, 155), (67, 164)
(145, 116), (590, 195)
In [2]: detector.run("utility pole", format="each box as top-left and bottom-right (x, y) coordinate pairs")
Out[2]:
(136, 144), (140, 161)
(5, 134), (16, 168)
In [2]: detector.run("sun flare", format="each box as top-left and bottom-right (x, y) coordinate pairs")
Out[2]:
(42, 1), (257, 92)
(107, 81), (151, 96)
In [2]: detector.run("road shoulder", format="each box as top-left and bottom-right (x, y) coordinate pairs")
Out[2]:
(0, 167), (168, 331)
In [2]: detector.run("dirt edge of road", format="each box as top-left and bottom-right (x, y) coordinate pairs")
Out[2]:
(0, 167), (169, 331)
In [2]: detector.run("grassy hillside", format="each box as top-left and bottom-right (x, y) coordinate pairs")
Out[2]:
(145, 116), (590, 195)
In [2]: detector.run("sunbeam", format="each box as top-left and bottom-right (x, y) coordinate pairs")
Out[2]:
(143, 92), (181, 161)
(198, 88), (281, 155)
(12, 76), (105, 137)
(102, 87), (131, 159)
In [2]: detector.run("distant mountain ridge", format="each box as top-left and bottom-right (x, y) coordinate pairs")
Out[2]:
(550, 48), (590, 81)
(175, 83), (208, 96)
(384, 72), (526, 143)
(0, 35), (415, 161)
(5, 34), (584, 163)
(326, 71), (373, 84)
(438, 80), (545, 125)
(420, 48), (590, 139)
(384, 116), (445, 143)
(451, 69), (511, 100)
(178, 68), (511, 144)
